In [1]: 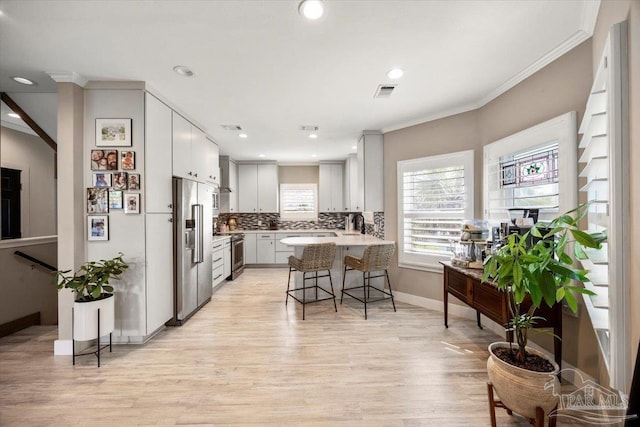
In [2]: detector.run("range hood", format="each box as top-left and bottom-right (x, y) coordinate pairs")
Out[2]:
(219, 156), (234, 193)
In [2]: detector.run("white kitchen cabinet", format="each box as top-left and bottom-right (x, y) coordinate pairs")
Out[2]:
(357, 131), (384, 212)
(238, 163), (278, 213)
(144, 213), (174, 334)
(212, 239), (226, 288)
(223, 238), (231, 278)
(256, 233), (276, 264)
(345, 154), (360, 212)
(172, 112), (192, 179)
(220, 156), (238, 213)
(206, 138), (220, 186)
(238, 164), (259, 212)
(244, 233), (257, 264)
(319, 163), (345, 212)
(145, 93), (173, 213)
(257, 164), (279, 212)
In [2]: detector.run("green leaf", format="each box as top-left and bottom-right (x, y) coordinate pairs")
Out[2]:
(530, 226), (542, 238)
(513, 262), (523, 288)
(574, 242), (587, 260)
(529, 281), (542, 307)
(90, 287), (102, 299)
(564, 288), (578, 313)
(556, 287), (565, 301)
(559, 252), (573, 265)
(570, 229), (599, 248)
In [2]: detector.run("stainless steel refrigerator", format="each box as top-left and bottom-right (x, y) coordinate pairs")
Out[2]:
(168, 177), (214, 325)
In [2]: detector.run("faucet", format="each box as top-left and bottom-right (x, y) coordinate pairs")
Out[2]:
(352, 214), (365, 235)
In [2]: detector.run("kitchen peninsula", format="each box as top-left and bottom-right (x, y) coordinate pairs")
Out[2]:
(281, 231), (395, 295)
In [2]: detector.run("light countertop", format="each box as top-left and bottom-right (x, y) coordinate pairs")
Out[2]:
(280, 231), (393, 247)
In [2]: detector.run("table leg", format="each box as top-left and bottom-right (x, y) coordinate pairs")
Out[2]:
(476, 311), (483, 329)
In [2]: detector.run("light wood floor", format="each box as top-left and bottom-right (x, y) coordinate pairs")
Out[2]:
(1, 268), (555, 426)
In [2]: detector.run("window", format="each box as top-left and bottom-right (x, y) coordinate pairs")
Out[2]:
(397, 150), (474, 271)
(483, 112), (577, 226)
(279, 183), (318, 221)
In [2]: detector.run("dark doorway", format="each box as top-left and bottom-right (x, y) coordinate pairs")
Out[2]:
(1, 167), (21, 239)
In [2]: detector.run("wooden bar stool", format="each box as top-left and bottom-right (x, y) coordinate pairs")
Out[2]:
(340, 243), (396, 319)
(285, 242), (337, 320)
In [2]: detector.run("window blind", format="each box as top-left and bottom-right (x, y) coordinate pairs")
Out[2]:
(279, 184), (318, 220)
(397, 150), (474, 270)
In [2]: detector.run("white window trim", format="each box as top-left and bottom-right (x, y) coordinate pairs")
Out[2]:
(397, 149), (474, 273)
(483, 111), (578, 221)
(279, 183), (318, 221)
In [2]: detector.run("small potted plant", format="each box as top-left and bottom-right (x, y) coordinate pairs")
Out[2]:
(482, 203), (606, 420)
(53, 253), (128, 341)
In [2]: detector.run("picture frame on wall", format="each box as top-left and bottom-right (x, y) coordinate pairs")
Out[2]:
(108, 190), (123, 210)
(87, 188), (109, 214)
(96, 118), (132, 147)
(113, 172), (128, 190)
(92, 172), (112, 188)
(121, 150), (135, 170)
(87, 215), (109, 241)
(124, 193), (140, 214)
(91, 149), (118, 171)
(128, 173), (140, 190)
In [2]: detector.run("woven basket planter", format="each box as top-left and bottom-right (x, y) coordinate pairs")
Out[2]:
(487, 342), (560, 419)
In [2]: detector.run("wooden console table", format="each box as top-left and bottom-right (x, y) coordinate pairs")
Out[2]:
(441, 261), (563, 367)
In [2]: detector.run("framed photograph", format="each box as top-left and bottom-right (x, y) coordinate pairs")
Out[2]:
(91, 149), (118, 171)
(87, 188), (109, 214)
(128, 173), (140, 190)
(96, 118), (132, 147)
(108, 190), (123, 210)
(124, 193), (140, 214)
(113, 172), (128, 190)
(121, 150), (135, 170)
(87, 215), (109, 241)
(92, 172), (112, 188)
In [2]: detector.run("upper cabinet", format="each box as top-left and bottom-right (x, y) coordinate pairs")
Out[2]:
(219, 156), (238, 213)
(238, 163), (278, 213)
(319, 163), (346, 212)
(357, 131), (384, 212)
(145, 93), (173, 213)
(172, 112), (219, 184)
(345, 154), (359, 212)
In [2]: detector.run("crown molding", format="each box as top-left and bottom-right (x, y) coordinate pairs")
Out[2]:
(45, 71), (88, 87)
(384, 0), (600, 135)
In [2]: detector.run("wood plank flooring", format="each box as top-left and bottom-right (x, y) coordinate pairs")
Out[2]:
(1, 268), (553, 426)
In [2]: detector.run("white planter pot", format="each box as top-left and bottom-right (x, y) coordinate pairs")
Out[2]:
(487, 341), (560, 419)
(73, 294), (115, 341)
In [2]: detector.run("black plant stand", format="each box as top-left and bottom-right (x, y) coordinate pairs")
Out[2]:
(72, 307), (112, 367)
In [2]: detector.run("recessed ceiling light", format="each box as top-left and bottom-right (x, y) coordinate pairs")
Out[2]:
(386, 68), (404, 79)
(299, 0), (324, 20)
(309, 133), (318, 139)
(259, 154), (265, 158)
(311, 154), (317, 158)
(352, 145), (357, 150)
(173, 65), (194, 77)
(239, 133), (248, 139)
(7, 113), (20, 119)
(12, 76), (36, 86)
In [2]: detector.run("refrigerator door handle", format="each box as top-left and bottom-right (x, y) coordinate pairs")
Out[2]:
(193, 204), (204, 264)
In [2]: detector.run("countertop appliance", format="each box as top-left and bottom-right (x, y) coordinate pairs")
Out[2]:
(229, 233), (245, 280)
(167, 177), (214, 326)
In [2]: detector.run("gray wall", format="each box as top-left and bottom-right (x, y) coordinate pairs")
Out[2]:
(1, 126), (56, 237)
(278, 165), (319, 184)
(383, 40), (602, 377)
(0, 240), (58, 325)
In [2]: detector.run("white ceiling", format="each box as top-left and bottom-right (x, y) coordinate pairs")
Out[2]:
(0, 0), (599, 162)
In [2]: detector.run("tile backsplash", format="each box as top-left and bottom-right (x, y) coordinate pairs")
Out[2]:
(218, 212), (385, 239)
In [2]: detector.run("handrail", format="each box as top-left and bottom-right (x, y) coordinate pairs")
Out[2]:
(14, 251), (56, 272)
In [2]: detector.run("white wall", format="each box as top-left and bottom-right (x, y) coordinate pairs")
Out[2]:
(1, 126), (56, 237)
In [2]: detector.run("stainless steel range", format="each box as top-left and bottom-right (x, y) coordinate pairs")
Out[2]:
(229, 234), (245, 280)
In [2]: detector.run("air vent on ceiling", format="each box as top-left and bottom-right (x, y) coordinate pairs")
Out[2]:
(374, 84), (397, 98)
(300, 125), (319, 132)
(221, 124), (243, 131)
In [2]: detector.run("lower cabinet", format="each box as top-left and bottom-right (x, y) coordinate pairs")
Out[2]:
(244, 233), (257, 264)
(212, 238), (227, 288)
(145, 213), (174, 334)
(275, 233), (301, 264)
(223, 238), (231, 279)
(257, 233), (275, 264)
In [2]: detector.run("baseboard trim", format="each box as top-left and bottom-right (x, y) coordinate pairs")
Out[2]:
(0, 312), (41, 338)
(54, 339), (72, 355)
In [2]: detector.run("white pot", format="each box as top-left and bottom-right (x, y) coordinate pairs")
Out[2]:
(487, 342), (560, 419)
(73, 294), (115, 341)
